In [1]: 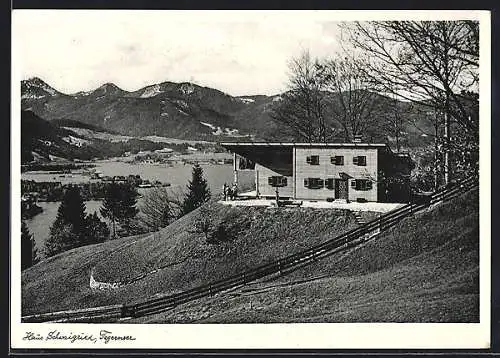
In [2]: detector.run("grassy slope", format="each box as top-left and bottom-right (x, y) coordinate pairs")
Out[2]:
(21, 233), (151, 315)
(134, 188), (479, 323)
(21, 204), (357, 315)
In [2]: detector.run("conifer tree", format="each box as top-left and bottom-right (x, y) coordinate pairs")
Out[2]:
(45, 223), (78, 257)
(85, 212), (110, 244)
(100, 182), (139, 238)
(100, 183), (121, 239)
(44, 186), (111, 257)
(21, 221), (38, 269)
(45, 185), (87, 257)
(181, 163), (211, 215)
(54, 185), (87, 235)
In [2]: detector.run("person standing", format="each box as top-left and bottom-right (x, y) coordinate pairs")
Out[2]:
(222, 183), (228, 201)
(231, 183), (238, 200)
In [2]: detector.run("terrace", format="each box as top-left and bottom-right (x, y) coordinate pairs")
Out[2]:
(219, 190), (403, 213)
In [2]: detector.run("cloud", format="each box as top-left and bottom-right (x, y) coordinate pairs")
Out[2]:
(13, 10), (342, 95)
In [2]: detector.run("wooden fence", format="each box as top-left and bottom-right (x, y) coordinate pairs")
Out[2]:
(22, 176), (478, 322)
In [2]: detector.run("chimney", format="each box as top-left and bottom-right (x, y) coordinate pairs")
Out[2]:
(353, 134), (363, 143)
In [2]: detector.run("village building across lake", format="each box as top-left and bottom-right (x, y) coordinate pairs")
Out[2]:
(222, 142), (414, 204)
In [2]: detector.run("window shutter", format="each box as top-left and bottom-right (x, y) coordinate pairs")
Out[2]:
(308, 155), (319, 165)
(331, 156), (343, 165)
(304, 178), (309, 188)
(269, 176), (288, 187)
(366, 180), (373, 190)
(318, 179), (324, 188)
(353, 156), (359, 165)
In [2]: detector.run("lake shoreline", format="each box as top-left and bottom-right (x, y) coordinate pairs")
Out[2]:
(22, 159), (254, 257)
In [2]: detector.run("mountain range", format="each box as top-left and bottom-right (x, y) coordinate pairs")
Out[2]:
(20, 77), (439, 163)
(20, 110), (212, 164)
(21, 77), (285, 141)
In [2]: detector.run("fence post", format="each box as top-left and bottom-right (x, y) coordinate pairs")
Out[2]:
(278, 260), (282, 276)
(120, 305), (129, 318)
(123, 305), (135, 318)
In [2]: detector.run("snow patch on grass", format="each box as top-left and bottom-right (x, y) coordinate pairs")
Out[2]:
(22, 93), (46, 99)
(63, 127), (132, 143)
(200, 122), (241, 136)
(62, 135), (91, 147)
(180, 83), (195, 95)
(200, 122), (217, 130)
(140, 84), (163, 98)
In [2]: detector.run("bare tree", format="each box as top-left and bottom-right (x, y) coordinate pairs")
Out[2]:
(341, 20), (479, 183)
(138, 187), (183, 231)
(341, 21), (478, 135)
(195, 204), (214, 242)
(382, 95), (414, 152)
(387, 100), (404, 153)
(271, 50), (333, 142)
(317, 57), (383, 142)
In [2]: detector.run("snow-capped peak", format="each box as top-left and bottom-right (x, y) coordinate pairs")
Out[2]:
(180, 83), (196, 95)
(140, 84), (163, 98)
(96, 83), (122, 93)
(22, 77), (58, 98)
(72, 90), (93, 97)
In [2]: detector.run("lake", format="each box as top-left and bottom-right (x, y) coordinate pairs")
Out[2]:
(22, 161), (254, 257)
(22, 159), (253, 192)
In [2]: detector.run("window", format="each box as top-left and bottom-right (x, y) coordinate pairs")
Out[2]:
(238, 157), (255, 170)
(353, 155), (367, 166)
(325, 178), (335, 190)
(352, 179), (373, 191)
(306, 155), (319, 165)
(330, 156), (344, 165)
(304, 178), (324, 189)
(268, 176), (287, 187)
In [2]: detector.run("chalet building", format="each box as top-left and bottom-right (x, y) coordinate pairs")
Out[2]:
(221, 142), (414, 203)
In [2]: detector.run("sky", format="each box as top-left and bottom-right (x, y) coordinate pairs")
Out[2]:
(13, 10), (346, 96)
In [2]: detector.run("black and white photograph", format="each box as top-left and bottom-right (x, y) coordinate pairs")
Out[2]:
(11, 10), (491, 350)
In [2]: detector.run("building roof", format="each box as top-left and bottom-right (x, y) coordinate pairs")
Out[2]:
(220, 142), (389, 148)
